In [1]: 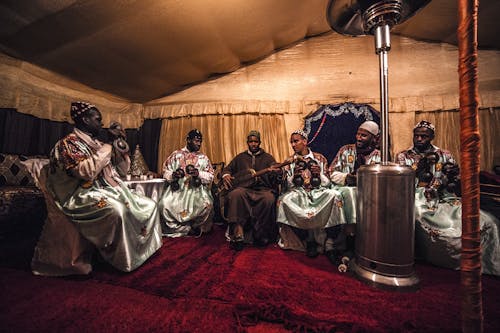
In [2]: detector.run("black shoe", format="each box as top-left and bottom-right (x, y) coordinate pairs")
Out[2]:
(325, 249), (341, 266)
(306, 241), (319, 258)
(187, 226), (201, 237)
(346, 234), (356, 252)
(253, 238), (269, 248)
(230, 238), (244, 251)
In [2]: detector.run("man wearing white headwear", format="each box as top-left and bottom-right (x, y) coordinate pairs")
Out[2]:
(326, 121), (381, 265)
(330, 120), (381, 186)
(277, 129), (346, 258)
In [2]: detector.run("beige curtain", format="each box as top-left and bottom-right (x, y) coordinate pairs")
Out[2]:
(157, 107), (499, 173)
(158, 114), (290, 171)
(416, 107), (499, 172)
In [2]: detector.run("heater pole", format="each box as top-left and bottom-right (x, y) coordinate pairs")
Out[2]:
(374, 24), (391, 163)
(326, 0), (431, 291)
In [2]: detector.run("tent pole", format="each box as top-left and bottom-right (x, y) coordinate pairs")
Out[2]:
(457, 0), (483, 332)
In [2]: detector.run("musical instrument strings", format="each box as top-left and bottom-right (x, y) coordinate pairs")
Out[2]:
(221, 156), (302, 192)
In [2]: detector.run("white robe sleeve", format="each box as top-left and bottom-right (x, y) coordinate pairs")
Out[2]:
(70, 144), (112, 181)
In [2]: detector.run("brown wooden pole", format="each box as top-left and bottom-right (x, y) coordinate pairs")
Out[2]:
(457, 0), (483, 332)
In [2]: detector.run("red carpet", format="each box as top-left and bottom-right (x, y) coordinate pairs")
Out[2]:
(1, 226), (500, 332)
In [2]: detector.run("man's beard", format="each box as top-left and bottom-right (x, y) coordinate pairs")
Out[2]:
(414, 143), (430, 153)
(356, 141), (367, 149)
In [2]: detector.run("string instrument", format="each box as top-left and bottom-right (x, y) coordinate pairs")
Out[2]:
(219, 156), (299, 195)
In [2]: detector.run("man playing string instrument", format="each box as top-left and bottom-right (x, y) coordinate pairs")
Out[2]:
(222, 130), (281, 250)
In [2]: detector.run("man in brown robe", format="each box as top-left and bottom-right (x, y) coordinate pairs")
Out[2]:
(221, 130), (280, 250)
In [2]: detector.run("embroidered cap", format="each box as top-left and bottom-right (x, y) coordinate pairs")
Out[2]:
(187, 129), (202, 141)
(291, 129), (308, 139)
(247, 130), (261, 141)
(414, 120), (435, 133)
(358, 121), (380, 136)
(70, 101), (97, 122)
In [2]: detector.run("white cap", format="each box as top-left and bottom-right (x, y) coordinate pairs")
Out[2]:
(358, 121), (379, 136)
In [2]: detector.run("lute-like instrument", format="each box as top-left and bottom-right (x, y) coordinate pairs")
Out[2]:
(220, 156), (300, 194)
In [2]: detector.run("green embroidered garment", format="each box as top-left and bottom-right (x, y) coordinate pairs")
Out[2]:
(159, 147), (214, 237)
(277, 149), (346, 251)
(32, 128), (162, 275)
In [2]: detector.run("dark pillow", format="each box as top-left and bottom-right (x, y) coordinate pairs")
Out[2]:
(0, 154), (45, 186)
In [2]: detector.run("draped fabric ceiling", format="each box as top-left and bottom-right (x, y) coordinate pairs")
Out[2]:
(1, 0), (499, 104)
(0, 0), (332, 103)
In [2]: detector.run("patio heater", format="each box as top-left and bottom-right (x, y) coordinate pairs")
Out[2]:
(326, 0), (430, 290)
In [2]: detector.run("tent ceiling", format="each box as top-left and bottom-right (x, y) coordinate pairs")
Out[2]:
(1, 0), (498, 103)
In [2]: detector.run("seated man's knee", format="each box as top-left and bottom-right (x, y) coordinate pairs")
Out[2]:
(261, 190), (276, 203)
(226, 187), (246, 201)
(326, 225), (342, 239)
(344, 223), (356, 235)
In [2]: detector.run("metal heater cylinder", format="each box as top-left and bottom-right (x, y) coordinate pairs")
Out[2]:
(352, 163), (419, 289)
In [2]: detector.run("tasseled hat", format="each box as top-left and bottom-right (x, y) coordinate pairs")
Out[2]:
(291, 129), (308, 139)
(414, 120), (435, 133)
(186, 129), (202, 140)
(70, 101), (97, 122)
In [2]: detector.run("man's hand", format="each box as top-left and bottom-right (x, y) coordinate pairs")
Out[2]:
(108, 122), (126, 140)
(268, 163), (281, 173)
(294, 160), (307, 174)
(345, 173), (357, 186)
(222, 174), (234, 190)
(185, 165), (199, 177)
(173, 168), (185, 179)
(309, 163), (321, 176)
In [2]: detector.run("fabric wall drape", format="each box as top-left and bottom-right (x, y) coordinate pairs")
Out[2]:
(0, 108), (73, 156)
(158, 114), (290, 172)
(0, 109), (161, 171)
(304, 103), (381, 164)
(157, 107), (498, 173)
(124, 119), (162, 173)
(3, 106), (498, 173)
(156, 107), (498, 173)
(416, 107), (499, 172)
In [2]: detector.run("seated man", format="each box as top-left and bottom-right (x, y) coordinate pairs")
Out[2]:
(221, 130), (280, 250)
(277, 129), (346, 258)
(159, 129), (214, 237)
(327, 121), (381, 264)
(32, 101), (162, 276)
(330, 121), (381, 187)
(396, 120), (500, 276)
(396, 120), (455, 188)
